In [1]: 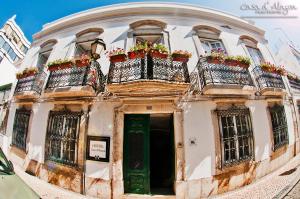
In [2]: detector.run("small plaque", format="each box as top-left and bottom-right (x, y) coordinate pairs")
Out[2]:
(87, 136), (110, 162)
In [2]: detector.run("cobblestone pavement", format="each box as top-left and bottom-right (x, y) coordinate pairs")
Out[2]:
(13, 153), (300, 199)
(284, 179), (300, 199)
(213, 154), (300, 199)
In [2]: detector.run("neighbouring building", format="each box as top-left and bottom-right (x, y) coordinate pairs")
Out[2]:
(0, 15), (30, 85)
(1, 3), (300, 199)
(0, 15), (30, 150)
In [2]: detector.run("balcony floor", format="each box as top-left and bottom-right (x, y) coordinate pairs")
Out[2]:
(107, 80), (189, 97)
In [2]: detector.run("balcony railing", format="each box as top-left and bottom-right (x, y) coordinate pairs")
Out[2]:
(14, 71), (47, 96)
(45, 61), (105, 93)
(107, 55), (190, 84)
(288, 77), (300, 91)
(197, 57), (254, 91)
(252, 66), (285, 91)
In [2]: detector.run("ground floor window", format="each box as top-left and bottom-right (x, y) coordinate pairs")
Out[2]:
(269, 104), (288, 150)
(216, 106), (254, 167)
(45, 111), (82, 166)
(12, 109), (31, 150)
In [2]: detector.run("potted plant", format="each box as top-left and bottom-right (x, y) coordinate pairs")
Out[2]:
(260, 62), (285, 75)
(224, 56), (237, 66)
(171, 50), (192, 62)
(106, 48), (127, 63)
(16, 67), (39, 79)
(47, 58), (74, 71)
(149, 43), (169, 59)
(235, 55), (251, 68)
(16, 72), (23, 79)
(75, 54), (91, 67)
(128, 42), (148, 59)
(207, 48), (226, 64)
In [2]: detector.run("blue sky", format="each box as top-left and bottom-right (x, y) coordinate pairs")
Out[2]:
(1, 0), (300, 52)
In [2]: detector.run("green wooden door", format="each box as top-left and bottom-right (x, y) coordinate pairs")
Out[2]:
(123, 114), (150, 194)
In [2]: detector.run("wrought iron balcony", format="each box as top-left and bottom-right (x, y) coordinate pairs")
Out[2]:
(44, 61), (105, 97)
(196, 57), (255, 95)
(287, 76), (300, 91)
(14, 71), (46, 99)
(252, 66), (285, 95)
(106, 55), (190, 96)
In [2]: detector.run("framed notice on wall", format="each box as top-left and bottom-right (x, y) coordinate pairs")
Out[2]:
(86, 136), (110, 162)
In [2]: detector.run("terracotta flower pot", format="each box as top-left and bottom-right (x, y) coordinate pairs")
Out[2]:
(76, 59), (90, 67)
(150, 50), (168, 59)
(238, 62), (250, 69)
(128, 51), (137, 59)
(48, 64), (60, 71)
(207, 57), (221, 64)
(59, 62), (73, 69)
(172, 53), (189, 62)
(110, 54), (127, 63)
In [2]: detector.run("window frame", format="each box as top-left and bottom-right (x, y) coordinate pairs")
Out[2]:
(12, 109), (31, 151)
(45, 111), (82, 166)
(246, 46), (264, 66)
(199, 38), (227, 55)
(216, 106), (254, 168)
(268, 104), (289, 150)
(133, 33), (165, 45)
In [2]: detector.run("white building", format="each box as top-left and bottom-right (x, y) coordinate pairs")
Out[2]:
(1, 3), (300, 199)
(0, 15), (30, 148)
(0, 15), (30, 85)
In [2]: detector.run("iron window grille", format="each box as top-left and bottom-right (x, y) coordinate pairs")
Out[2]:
(216, 106), (254, 167)
(12, 109), (31, 151)
(45, 111), (82, 166)
(197, 57), (254, 90)
(269, 105), (288, 150)
(14, 71), (47, 95)
(252, 66), (285, 90)
(107, 54), (190, 84)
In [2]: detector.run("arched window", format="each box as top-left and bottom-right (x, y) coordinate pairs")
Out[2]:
(74, 28), (103, 56)
(37, 39), (57, 70)
(193, 25), (226, 55)
(127, 20), (169, 50)
(239, 35), (263, 66)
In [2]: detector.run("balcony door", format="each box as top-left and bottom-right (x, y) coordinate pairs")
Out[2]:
(123, 114), (175, 195)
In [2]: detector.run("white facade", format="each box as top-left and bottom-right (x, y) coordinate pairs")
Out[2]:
(0, 15), (30, 85)
(2, 3), (300, 199)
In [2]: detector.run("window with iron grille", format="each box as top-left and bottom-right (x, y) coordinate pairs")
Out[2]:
(216, 106), (254, 167)
(45, 111), (82, 166)
(269, 105), (288, 150)
(12, 109), (31, 150)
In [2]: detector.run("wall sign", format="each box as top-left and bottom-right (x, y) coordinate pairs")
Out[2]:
(87, 136), (110, 162)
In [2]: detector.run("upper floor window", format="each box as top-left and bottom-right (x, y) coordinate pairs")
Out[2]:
(193, 25), (226, 55)
(0, 36), (19, 61)
(216, 106), (254, 167)
(269, 104), (288, 150)
(20, 44), (28, 54)
(74, 28), (103, 57)
(201, 39), (226, 54)
(129, 20), (168, 49)
(240, 35), (264, 66)
(37, 39), (57, 70)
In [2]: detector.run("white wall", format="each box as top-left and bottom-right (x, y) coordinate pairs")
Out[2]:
(183, 101), (216, 179)
(27, 103), (54, 163)
(85, 101), (118, 180)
